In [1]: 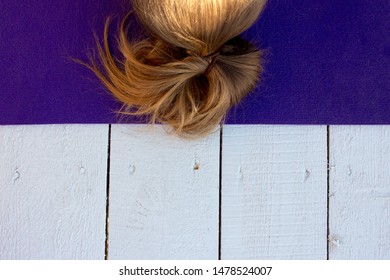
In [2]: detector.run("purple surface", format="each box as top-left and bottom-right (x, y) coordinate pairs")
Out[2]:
(1, 0), (390, 125)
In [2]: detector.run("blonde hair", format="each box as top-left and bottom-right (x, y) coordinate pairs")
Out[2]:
(84, 0), (266, 136)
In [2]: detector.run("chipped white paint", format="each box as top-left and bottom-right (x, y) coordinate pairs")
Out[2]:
(221, 125), (328, 259)
(329, 126), (390, 259)
(107, 125), (220, 259)
(0, 125), (108, 260)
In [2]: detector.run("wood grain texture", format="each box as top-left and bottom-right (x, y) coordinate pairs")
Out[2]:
(221, 125), (328, 259)
(108, 125), (220, 259)
(329, 126), (390, 259)
(0, 125), (108, 260)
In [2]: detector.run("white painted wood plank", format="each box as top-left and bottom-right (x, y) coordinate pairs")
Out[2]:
(329, 126), (390, 259)
(221, 125), (328, 259)
(0, 125), (108, 260)
(108, 125), (220, 259)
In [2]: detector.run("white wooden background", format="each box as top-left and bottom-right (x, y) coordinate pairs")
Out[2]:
(0, 125), (389, 260)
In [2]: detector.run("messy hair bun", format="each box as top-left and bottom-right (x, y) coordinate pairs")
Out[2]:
(86, 0), (267, 136)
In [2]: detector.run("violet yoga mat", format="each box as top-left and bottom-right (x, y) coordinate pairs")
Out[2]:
(1, 0), (390, 125)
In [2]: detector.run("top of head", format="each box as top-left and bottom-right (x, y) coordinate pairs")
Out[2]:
(131, 0), (267, 57)
(84, 0), (267, 137)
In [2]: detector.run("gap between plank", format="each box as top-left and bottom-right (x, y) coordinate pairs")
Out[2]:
(326, 125), (330, 260)
(218, 125), (223, 260)
(105, 124), (112, 260)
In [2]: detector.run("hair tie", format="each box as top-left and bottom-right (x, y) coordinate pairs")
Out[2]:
(185, 50), (220, 75)
(203, 52), (220, 76)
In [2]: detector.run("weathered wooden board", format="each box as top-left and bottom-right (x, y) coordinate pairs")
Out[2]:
(0, 125), (108, 259)
(2, 124), (388, 260)
(329, 126), (390, 259)
(108, 125), (220, 259)
(221, 125), (328, 259)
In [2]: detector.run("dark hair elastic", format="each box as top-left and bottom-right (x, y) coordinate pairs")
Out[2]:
(203, 52), (220, 76)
